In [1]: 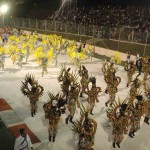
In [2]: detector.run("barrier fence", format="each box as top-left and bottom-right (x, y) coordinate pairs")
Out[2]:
(1, 17), (150, 46)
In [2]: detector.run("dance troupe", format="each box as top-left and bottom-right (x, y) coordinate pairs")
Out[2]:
(0, 28), (150, 149)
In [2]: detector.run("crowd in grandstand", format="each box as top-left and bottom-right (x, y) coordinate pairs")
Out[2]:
(49, 5), (150, 44)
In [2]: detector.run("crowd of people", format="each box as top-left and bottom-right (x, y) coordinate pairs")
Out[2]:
(5, 5), (149, 45)
(19, 57), (149, 149)
(0, 28), (94, 75)
(0, 27), (150, 149)
(49, 5), (150, 44)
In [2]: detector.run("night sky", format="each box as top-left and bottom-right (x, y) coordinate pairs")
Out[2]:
(0, 0), (150, 17)
(28, 0), (150, 6)
(1, 0), (150, 5)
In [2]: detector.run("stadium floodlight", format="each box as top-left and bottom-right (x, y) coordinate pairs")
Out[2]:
(0, 4), (8, 14)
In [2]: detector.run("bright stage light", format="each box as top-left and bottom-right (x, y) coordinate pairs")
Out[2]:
(0, 4), (8, 14)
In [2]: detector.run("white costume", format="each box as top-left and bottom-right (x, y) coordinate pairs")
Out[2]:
(54, 51), (59, 67)
(14, 134), (33, 150)
(0, 53), (5, 69)
(18, 52), (24, 68)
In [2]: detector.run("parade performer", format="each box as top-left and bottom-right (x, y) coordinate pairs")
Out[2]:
(124, 61), (136, 87)
(58, 67), (72, 99)
(85, 81), (101, 115)
(87, 45), (94, 60)
(142, 57), (150, 81)
(128, 95), (145, 138)
(105, 85), (118, 107)
(21, 74), (44, 117)
(129, 78), (141, 98)
(0, 46), (5, 69)
(43, 92), (66, 142)
(107, 99), (130, 148)
(25, 46), (30, 63)
(22, 43), (30, 63)
(126, 50), (131, 63)
(34, 46), (53, 76)
(78, 65), (89, 97)
(18, 49), (24, 68)
(66, 83), (81, 124)
(54, 50), (59, 67)
(72, 109), (97, 150)
(40, 56), (48, 77)
(102, 61), (118, 94)
(110, 51), (121, 65)
(143, 83), (150, 125)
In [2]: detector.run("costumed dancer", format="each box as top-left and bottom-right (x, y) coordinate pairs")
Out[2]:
(54, 50), (59, 67)
(34, 45), (53, 77)
(41, 56), (48, 77)
(128, 95), (145, 138)
(18, 50), (24, 68)
(78, 65), (89, 97)
(102, 61), (117, 94)
(142, 57), (150, 81)
(72, 109), (97, 150)
(25, 46), (30, 63)
(124, 61), (136, 87)
(107, 99), (130, 148)
(58, 67), (72, 99)
(105, 85), (118, 107)
(102, 62), (121, 107)
(85, 77), (101, 115)
(126, 50), (131, 63)
(21, 74), (44, 117)
(143, 83), (150, 125)
(43, 92), (66, 142)
(0, 52), (5, 69)
(66, 82), (81, 124)
(129, 78), (141, 98)
(87, 45), (94, 60)
(110, 51), (121, 65)
(21, 41), (30, 63)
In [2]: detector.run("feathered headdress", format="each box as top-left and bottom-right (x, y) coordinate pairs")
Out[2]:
(21, 73), (44, 98)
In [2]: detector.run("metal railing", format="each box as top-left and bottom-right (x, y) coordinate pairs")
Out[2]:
(1, 17), (150, 46)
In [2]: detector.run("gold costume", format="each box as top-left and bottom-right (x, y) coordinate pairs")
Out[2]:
(58, 67), (72, 99)
(43, 93), (66, 142)
(142, 58), (150, 81)
(79, 65), (89, 97)
(66, 84), (81, 124)
(124, 61), (136, 87)
(85, 85), (101, 115)
(72, 112), (97, 150)
(21, 74), (44, 117)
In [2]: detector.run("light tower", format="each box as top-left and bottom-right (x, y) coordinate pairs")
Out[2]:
(0, 4), (9, 26)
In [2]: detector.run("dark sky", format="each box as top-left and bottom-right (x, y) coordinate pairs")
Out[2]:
(6, 0), (150, 6)
(1, 0), (150, 17)
(79, 0), (150, 6)
(0, 0), (150, 5)
(30, 0), (150, 6)
(1, 0), (150, 8)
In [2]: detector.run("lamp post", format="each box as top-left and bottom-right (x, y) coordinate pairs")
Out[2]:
(0, 4), (8, 26)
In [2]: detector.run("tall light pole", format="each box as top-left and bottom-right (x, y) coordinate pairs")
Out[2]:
(0, 4), (9, 26)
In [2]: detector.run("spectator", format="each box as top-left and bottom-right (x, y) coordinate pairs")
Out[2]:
(14, 128), (33, 150)
(48, 5), (150, 44)
(135, 52), (140, 68)
(127, 50), (131, 63)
